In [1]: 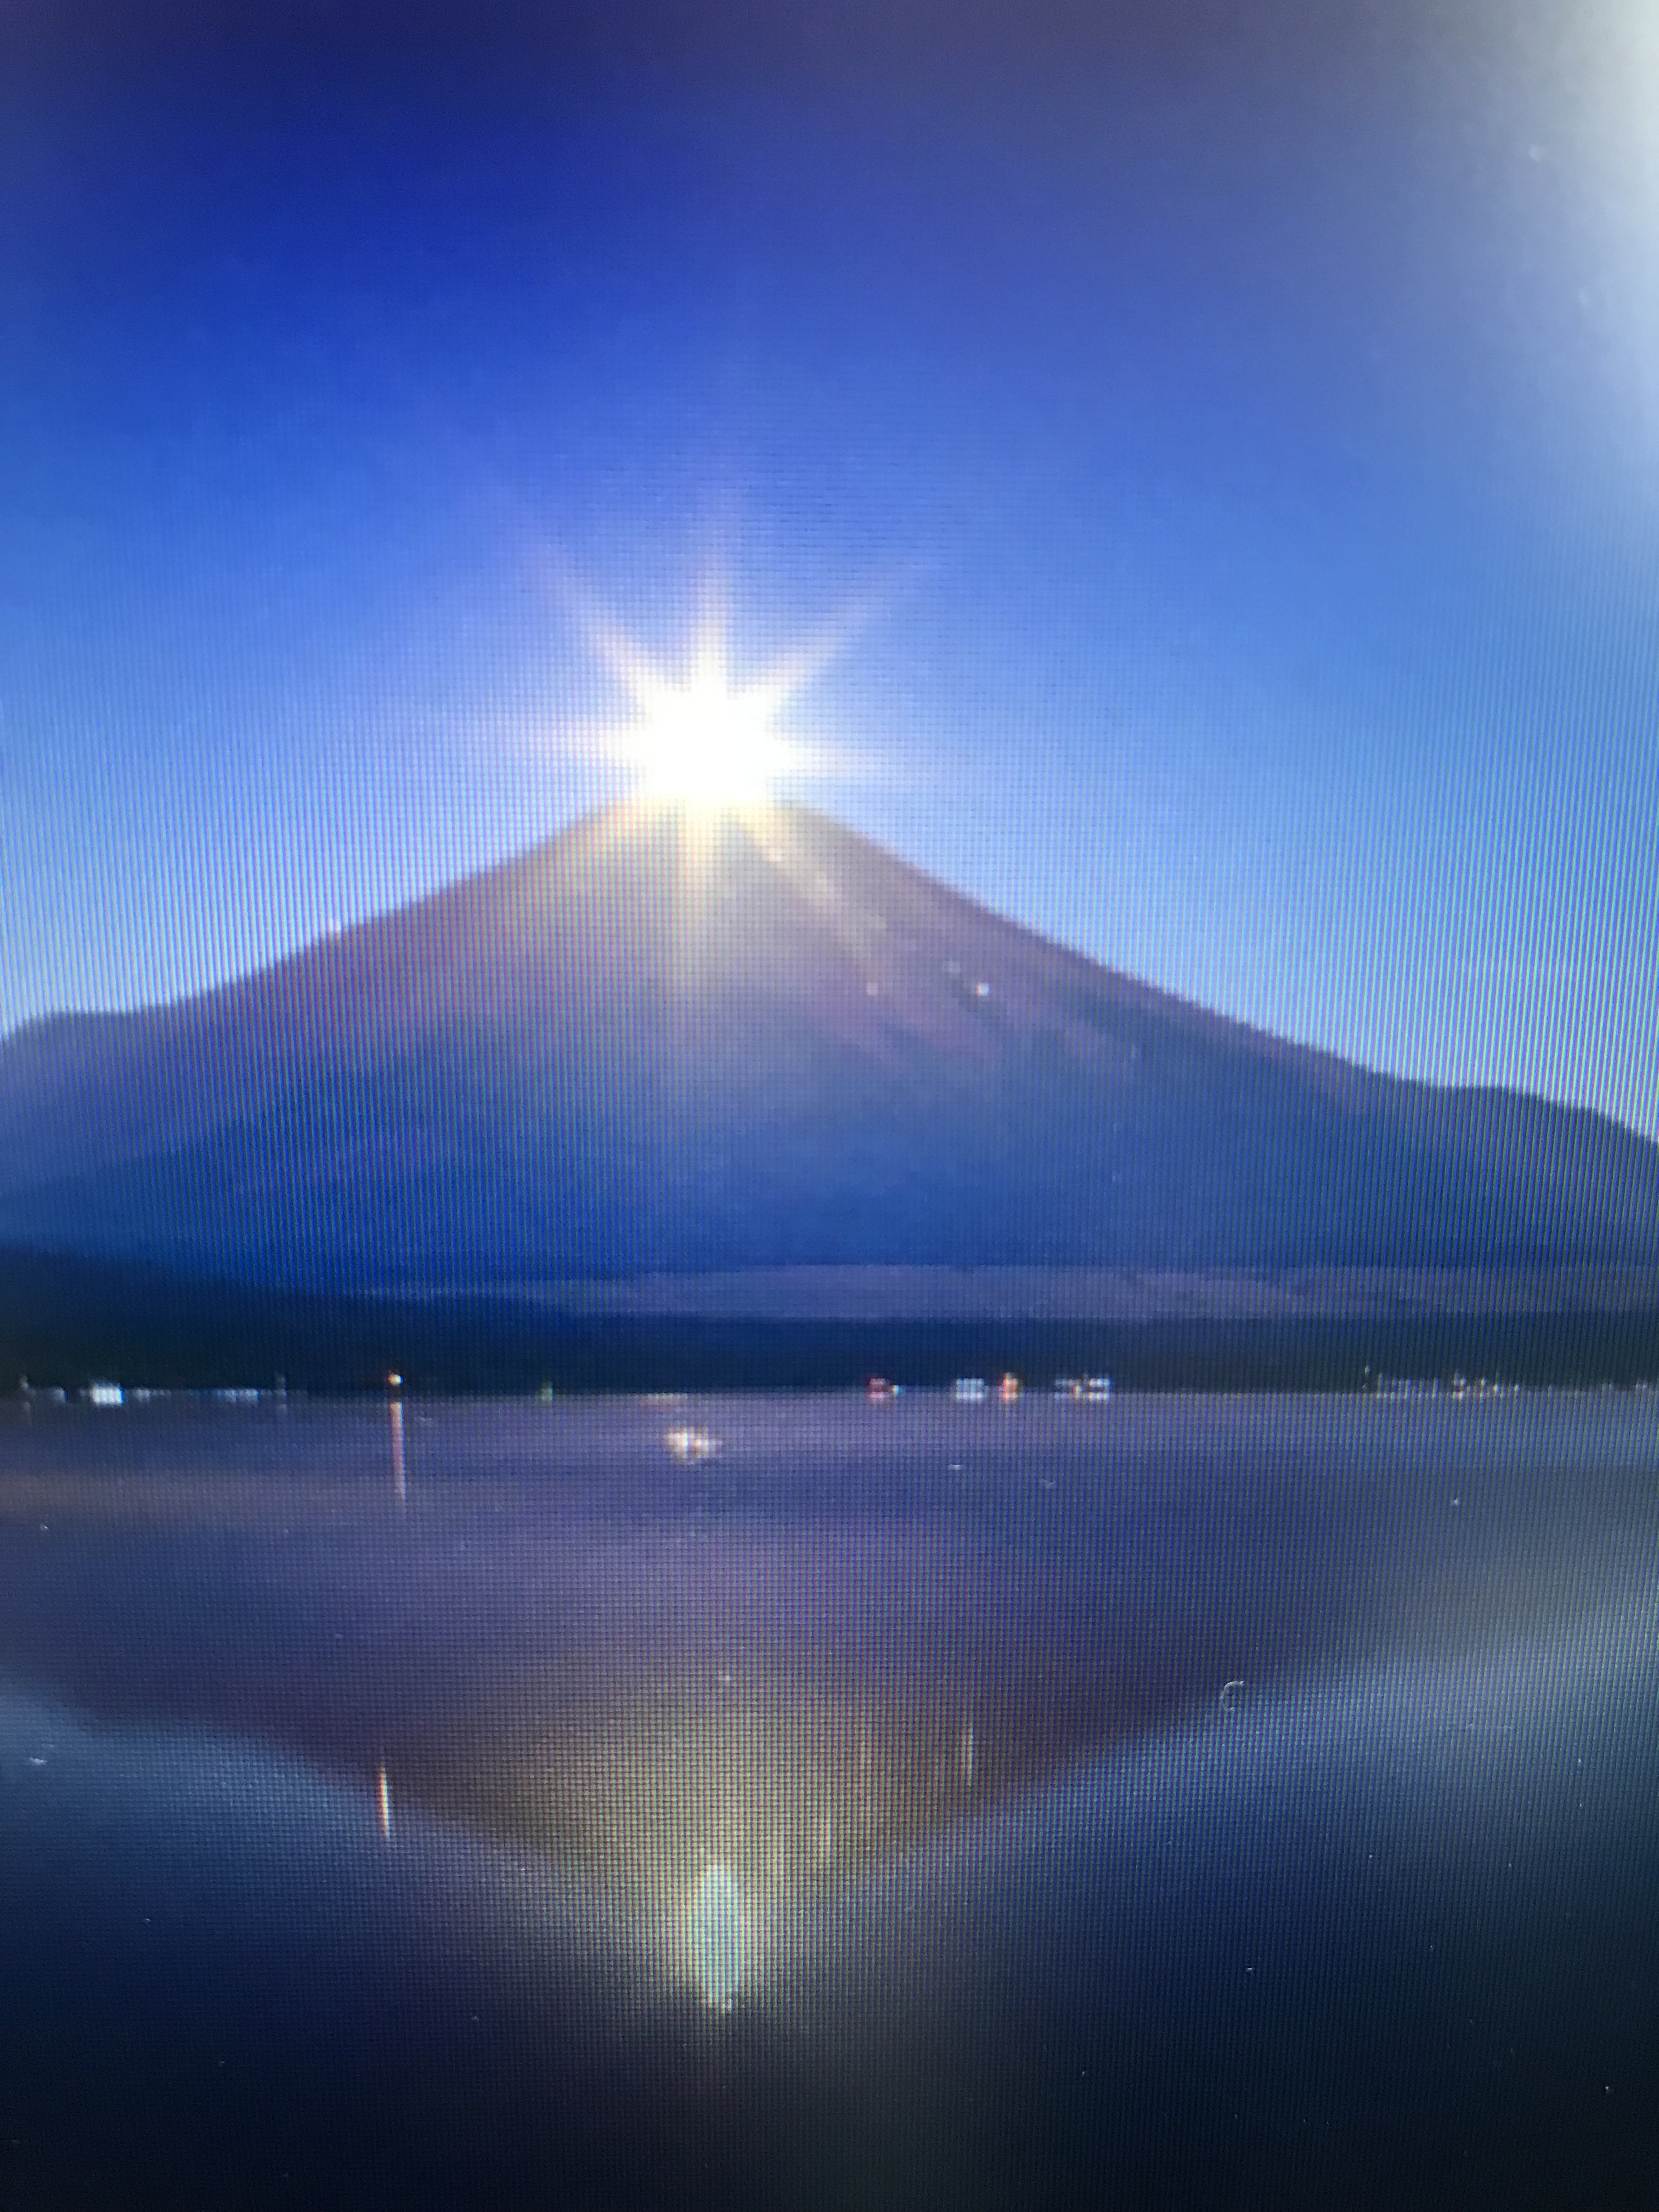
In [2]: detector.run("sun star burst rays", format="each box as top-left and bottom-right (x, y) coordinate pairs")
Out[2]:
(541, 580), (902, 1002)
(592, 607), (804, 814)
(560, 571), (888, 824)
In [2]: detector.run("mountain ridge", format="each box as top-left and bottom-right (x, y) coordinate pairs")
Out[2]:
(2, 800), (1656, 1294)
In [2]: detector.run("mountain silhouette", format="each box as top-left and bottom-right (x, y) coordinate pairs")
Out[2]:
(2, 802), (1656, 1295)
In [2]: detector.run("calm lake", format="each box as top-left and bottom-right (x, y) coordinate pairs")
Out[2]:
(3, 1391), (1658, 2209)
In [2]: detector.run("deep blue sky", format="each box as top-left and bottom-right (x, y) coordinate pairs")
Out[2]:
(3, 1), (1657, 1135)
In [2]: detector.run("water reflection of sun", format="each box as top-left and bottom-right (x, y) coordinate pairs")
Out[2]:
(687, 1861), (748, 2009)
(512, 1667), (996, 2010)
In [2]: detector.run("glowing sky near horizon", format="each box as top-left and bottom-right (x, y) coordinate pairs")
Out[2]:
(1, 0), (1657, 1137)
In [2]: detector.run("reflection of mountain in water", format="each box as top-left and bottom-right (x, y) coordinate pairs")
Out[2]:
(0, 1406), (1182, 1908)
(2, 1394), (1652, 1966)
(2, 802), (1656, 1295)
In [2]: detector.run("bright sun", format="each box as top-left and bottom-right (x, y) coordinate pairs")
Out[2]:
(628, 633), (789, 809)
(572, 581), (870, 811)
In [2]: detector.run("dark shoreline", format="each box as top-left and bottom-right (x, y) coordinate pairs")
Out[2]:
(4, 1246), (1658, 1396)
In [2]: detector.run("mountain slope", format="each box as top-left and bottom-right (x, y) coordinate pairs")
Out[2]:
(2, 802), (1656, 1291)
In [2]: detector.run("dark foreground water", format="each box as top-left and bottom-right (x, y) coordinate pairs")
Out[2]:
(3, 1391), (1658, 2209)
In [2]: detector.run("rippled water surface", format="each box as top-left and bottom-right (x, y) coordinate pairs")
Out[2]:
(3, 1391), (1658, 2208)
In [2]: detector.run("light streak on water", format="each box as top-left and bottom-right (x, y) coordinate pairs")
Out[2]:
(390, 1400), (406, 1502)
